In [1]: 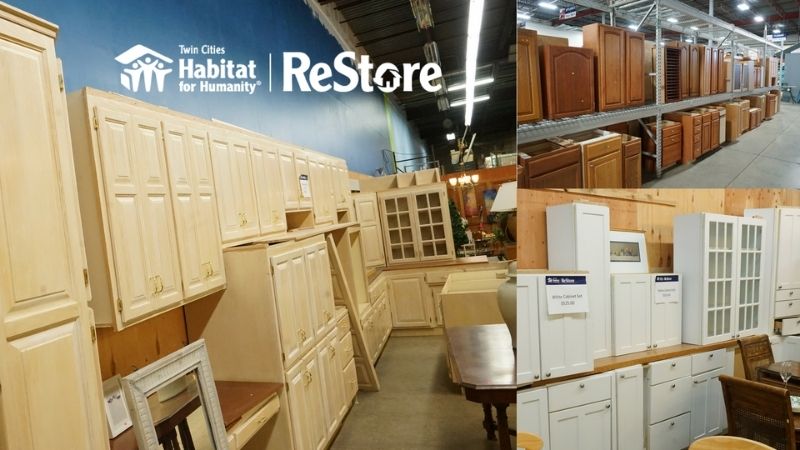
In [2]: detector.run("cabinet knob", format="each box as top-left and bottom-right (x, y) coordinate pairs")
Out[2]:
(670, 421), (675, 427)
(790, 303), (793, 307)
(709, 354), (714, 358)
(654, 344), (658, 348)
(647, 345), (652, 349)
(619, 374), (626, 379)
(546, 372), (551, 377)
(534, 375), (540, 380)
(605, 404), (611, 409)
(671, 383), (676, 389)
(579, 383), (585, 388)
(671, 362), (676, 367)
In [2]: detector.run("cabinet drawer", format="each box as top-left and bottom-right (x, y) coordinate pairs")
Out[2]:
(778, 317), (800, 335)
(648, 356), (691, 385)
(776, 289), (800, 301)
(648, 376), (691, 424)
(425, 270), (459, 285)
(336, 313), (351, 339)
(664, 134), (681, 147)
(526, 145), (581, 178)
(233, 394), (281, 449)
(548, 373), (612, 412)
(662, 125), (681, 138)
(583, 136), (622, 160)
(648, 412), (691, 450)
(691, 349), (726, 375)
(776, 299), (800, 318)
(338, 334), (354, 368)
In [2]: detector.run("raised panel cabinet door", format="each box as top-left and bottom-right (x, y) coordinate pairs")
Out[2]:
(711, 118), (720, 149)
(583, 24), (626, 111)
(541, 45), (595, 119)
(0, 12), (106, 447)
(516, 275), (541, 385)
(162, 120), (225, 300)
(690, 368), (725, 440)
(279, 147), (301, 210)
(309, 156), (335, 225)
(518, 388), (550, 450)
(615, 366), (644, 450)
(680, 44), (690, 98)
(700, 46), (712, 96)
(353, 193), (386, 267)
(625, 31), (645, 105)
(230, 135), (260, 238)
(294, 150), (313, 209)
(306, 241), (336, 337)
(286, 358), (313, 450)
(517, 28), (542, 123)
(317, 332), (342, 439)
(270, 249), (305, 366)
(550, 400), (613, 450)
(209, 131), (259, 244)
(710, 48), (719, 94)
(623, 150), (641, 188)
(612, 275), (651, 355)
(250, 139), (288, 235)
(387, 275), (432, 328)
(585, 149), (623, 188)
(777, 210), (800, 290)
(690, 46), (701, 96)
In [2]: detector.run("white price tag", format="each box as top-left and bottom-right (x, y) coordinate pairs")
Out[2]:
(654, 275), (680, 304)
(299, 174), (311, 198)
(546, 276), (589, 315)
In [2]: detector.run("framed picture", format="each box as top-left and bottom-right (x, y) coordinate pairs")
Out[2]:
(102, 375), (132, 438)
(609, 230), (649, 273)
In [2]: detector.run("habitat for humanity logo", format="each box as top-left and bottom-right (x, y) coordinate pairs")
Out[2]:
(115, 44), (173, 93)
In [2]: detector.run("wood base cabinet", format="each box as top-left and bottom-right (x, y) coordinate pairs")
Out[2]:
(621, 135), (641, 188)
(0, 5), (108, 447)
(560, 131), (622, 188)
(643, 120), (682, 173)
(664, 112), (702, 164)
(540, 45), (595, 119)
(518, 141), (583, 189)
(518, 29), (543, 123)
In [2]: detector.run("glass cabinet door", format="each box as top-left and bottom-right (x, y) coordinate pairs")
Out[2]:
(414, 190), (450, 260)
(736, 218), (764, 337)
(705, 217), (736, 342)
(381, 194), (417, 264)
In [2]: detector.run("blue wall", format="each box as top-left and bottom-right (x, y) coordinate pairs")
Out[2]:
(12, 0), (425, 174)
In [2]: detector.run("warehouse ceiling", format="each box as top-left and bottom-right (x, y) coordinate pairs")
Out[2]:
(518, 0), (800, 43)
(317, 0), (517, 171)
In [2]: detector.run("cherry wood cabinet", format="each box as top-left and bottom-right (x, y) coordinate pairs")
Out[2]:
(664, 112), (702, 164)
(518, 141), (583, 189)
(690, 45), (701, 97)
(698, 45), (712, 96)
(583, 24), (627, 111)
(626, 31), (646, 106)
(621, 135), (642, 188)
(562, 131), (623, 188)
(540, 45), (595, 119)
(518, 29), (543, 123)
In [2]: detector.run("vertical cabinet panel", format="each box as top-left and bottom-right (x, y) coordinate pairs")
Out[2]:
(737, 218), (765, 337)
(317, 331), (342, 438)
(294, 150), (313, 210)
(271, 248), (315, 367)
(626, 31), (645, 105)
(280, 147), (302, 210)
(612, 274), (651, 355)
(517, 28), (543, 123)
(250, 139), (288, 235)
(690, 45), (701, 97)
(353, 193), (386, 268)
(209, 130), (259, 244)
(387, 275), (432, 328)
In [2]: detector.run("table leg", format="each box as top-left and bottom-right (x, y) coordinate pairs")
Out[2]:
(178, 419), (196, 450)
(482, 403), (497, 441)
(495, 403), (511, 450)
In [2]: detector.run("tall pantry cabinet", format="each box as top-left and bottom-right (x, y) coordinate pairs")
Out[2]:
(0, 4), (107, 448)
(547, 203), (612, 358)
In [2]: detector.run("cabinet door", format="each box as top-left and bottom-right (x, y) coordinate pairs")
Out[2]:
(550, 400), (612, 450)
(353, 193), (386, 267)
(615, 366), (644, 450)
(387, 275), (433, 328)
(704, 216), (738, 343)
(538, 278), (593, 379)
(690, 46), (701, 96)
(209, 131), (259, 243)
(518, 388), (550, 450)
(651, 289), (682, 349)
(691, 368), (726, 440)
(777, 209), (800, 290)
(310, 156), (335, 225)
(679, 44), (690, 98)
(0, 15), (107, 446)
(250, 139), (287, 235)
(516, 275), (541, 384)
(710, 48), (719, 94)
(737, 218), (765, 337)
(286, 355), (327, 450)
(585, 150), (623, 188)
(541, 45), (595, 119)
(163, 120), (226, 300)
(623, 152), (641, 188)
(517, 28), (542, 123)
(334, 161), (351, 210)
(711, 118), (720, 149)
(295, 151), (313, 209)
(413, 188), (455, 261)
(279, 147), (301, 210)
(271, 248), (314, 366)
(626, 31), (645, 105)
(306, 241), (336, 337)
(612, 275), (651, 355)
(589, 24), (626, 111)
(318, 333), (342, 439)
(379, 193), (419, 264)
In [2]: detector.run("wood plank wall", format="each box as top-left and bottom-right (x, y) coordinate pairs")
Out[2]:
(517, 188), (800, 271)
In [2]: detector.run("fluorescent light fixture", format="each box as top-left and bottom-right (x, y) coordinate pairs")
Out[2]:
(628, 24), (637, 30)
(464, 0), (485, 126)
(517, 11), (531, 20)
(448, 77), (494, 92)
(773, 28), (781, 33)
(451, 95), (490, 108)
(446, 132), (456, 141)
(777, 23), (784, 27)
(754, 15), (764, 22)
(737, 2), (749, 10)
(685, 38), (694, 43)
(538, 1), (558, 10)
(667, 17), (678, 23)
(690, 26), (699, 30)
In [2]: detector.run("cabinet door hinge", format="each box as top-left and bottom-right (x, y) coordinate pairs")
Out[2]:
(83, 268), (89, 286)
(117, 298), (123, 313)
(92, 114), (99, 130)
(58, 74), (65, 92)
(90, 325), (97, 343)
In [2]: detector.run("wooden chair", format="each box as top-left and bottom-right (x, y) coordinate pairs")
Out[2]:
(517, 432), (543, 450)
(719, 374), (796, 450)
(738, 335), (775, 381)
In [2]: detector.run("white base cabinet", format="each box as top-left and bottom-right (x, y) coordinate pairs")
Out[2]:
(612, 274), (682, 356)
(645, 356), (692, 450)
(615, 365), (644, 450)
(518, 388), (550, 450)
(548, 373), (613, 450)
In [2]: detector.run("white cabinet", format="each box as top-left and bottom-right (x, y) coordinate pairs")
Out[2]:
(1, 7), (107, 446)
(651, 275), (683, 349)
(517, 273), (593, 384)
(250, 138), (287, 235)
(612, 273), (682, 355)
(353, 192), (386, 268)
(548, 374), (613, 450)
(386, 273), (434, 328)
(547, 203), (612, 358)
(645, 356), (692, 450)
(690, 368), (725, 440)
(674, 213), (766, 344)
(615, 365), (644, 450)
(518, 388), (550, 450)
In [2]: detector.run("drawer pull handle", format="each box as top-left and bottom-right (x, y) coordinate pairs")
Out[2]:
(620, 374), (626, 379)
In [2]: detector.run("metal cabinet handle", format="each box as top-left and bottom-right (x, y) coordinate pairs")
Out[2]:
(671, 384), (676, 389)
(534, 375), (540, 380)
(670, 421), (675, 427)
(605, 404), (611, 409)
(671, 362), (677, 367)
(546, 372), (551, 377)
(654, 344), (658, 348)
(579, 383), (585, 388)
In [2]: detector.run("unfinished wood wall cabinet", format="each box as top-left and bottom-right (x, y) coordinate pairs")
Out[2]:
(0, 6), (108, 448)
(539, 45), (595, 119)
(386, 273), (435, 328)
(309, 153), (336, 225)
(352, 192), (387, 268)
(250, 138), (288, 235)
(518, 28), (543, 123)
(517, 141), (583, 189)
(582, 24), (627, 111)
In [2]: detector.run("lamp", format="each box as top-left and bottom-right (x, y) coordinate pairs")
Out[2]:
(448, 177), (458, 187)
(471, 174), (480, 184)
(490, 181), (516, 213)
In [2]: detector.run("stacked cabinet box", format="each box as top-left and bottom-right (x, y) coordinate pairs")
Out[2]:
(664, 111), (702, 164)
(539, 45), (595, 119)
(643, 120), (682, 172)
(560, 131), (623, 188)
(518, 141), (583, 189)
(0, 5), (108, 447)
(582, 24), (644, 111)
(547, 203), (612, 359)
(674, 214), (767, 344)
(611, 274), (682, 356)
(518, 28), (543, 123)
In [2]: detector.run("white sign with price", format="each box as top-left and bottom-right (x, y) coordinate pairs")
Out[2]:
(546, 276), (589, 315)
(654, 274), (680, 304)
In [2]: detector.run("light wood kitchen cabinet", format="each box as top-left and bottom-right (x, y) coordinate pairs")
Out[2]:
(547, 203), (612, 359)
(332, 158), (352, 211)
(353, 192), (386, 268)
(209, 129), (260, 244)
(286, 350), (327, 450)
(518, 388), (550, 450)
(387, 274), (434, 328)
(250, 138), (288, 235)
(162, 119), (226, 300)
(271, 246), (315, 367)
(583, 134), (623, 188)
(699, 45), (712, 96)
(689, 44), (701, 96)
(309, 153), (336, 225)
(306, 240), (337, 338)
(615, 366), (644, 450)
(280, 146), (313, 211)
(539, 45), (595, 119)
(318, 328), (344, 439)
(0, 6), (107, 447)
(626, 30), (645, 106)
(582, 24), (627, 111)
(69, 92), (185, 328)
(518, 28), (543, 123)
(621, 135), (642, 188)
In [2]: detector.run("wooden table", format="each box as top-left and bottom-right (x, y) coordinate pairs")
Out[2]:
(757, 361), (800, 394)
(446, 324), (516, 450)
(690, 436), (773, 449)
(110, 380), (282, 450)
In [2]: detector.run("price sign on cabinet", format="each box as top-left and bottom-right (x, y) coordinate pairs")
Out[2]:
(299, 174), (311, 198)
(546, 276), (589, 314)
(654, 275), (681, 304)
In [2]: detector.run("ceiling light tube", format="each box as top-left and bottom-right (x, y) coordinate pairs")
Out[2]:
(690, 26), (699, 30)
(517, 11), (531, 20)
(538, 1), (558, 10)
(754, 15), (764, 22)
(451, 95), (490, 108)
(464, 0), (485, 126)
(448, 77), (494, 92)
(667, 17), (678, 23)
(737, 2), (749, 10)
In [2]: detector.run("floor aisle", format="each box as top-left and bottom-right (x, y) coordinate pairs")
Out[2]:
(331, 336), (517, 450)
(646, 101), (800, 187)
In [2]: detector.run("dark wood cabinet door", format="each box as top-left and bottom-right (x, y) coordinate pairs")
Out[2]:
(585, 150), (623, 188)
(690, 45), (701, 96)
(710, 48), (719, 94)
(517, 29), (542, 123)
(699, 45), (711, 96)
(701, 116), (712, 153)
(529, 163), (583, 188)
(541, 45), (595, 119)
(583, 24), (626, 111)
(626, 31), (645, 106)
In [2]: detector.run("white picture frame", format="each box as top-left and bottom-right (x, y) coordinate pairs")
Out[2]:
(609, 230), (649, 274)
(103, 375), (132, 438)
(121, 339), (228, 449)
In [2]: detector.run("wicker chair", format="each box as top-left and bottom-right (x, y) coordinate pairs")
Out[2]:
(738, 335), (775, 381)
(719, 374), (796, 450)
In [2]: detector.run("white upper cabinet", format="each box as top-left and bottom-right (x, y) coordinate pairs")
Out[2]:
(736, 217), (765, 337)
(611, 274), (651, 355)
(547, 203), (612, 359)
(208, 129), (259, 244)
(651, 274), (683, 349)
(776, 209), (800, 290)
(352, 192), (386, 268)
(162, 119), (226, 300)
(250, 138), (287, 235)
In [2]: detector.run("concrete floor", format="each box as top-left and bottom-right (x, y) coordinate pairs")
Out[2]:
(645, 101), (800, 188)
(331, 336), (517, 450)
